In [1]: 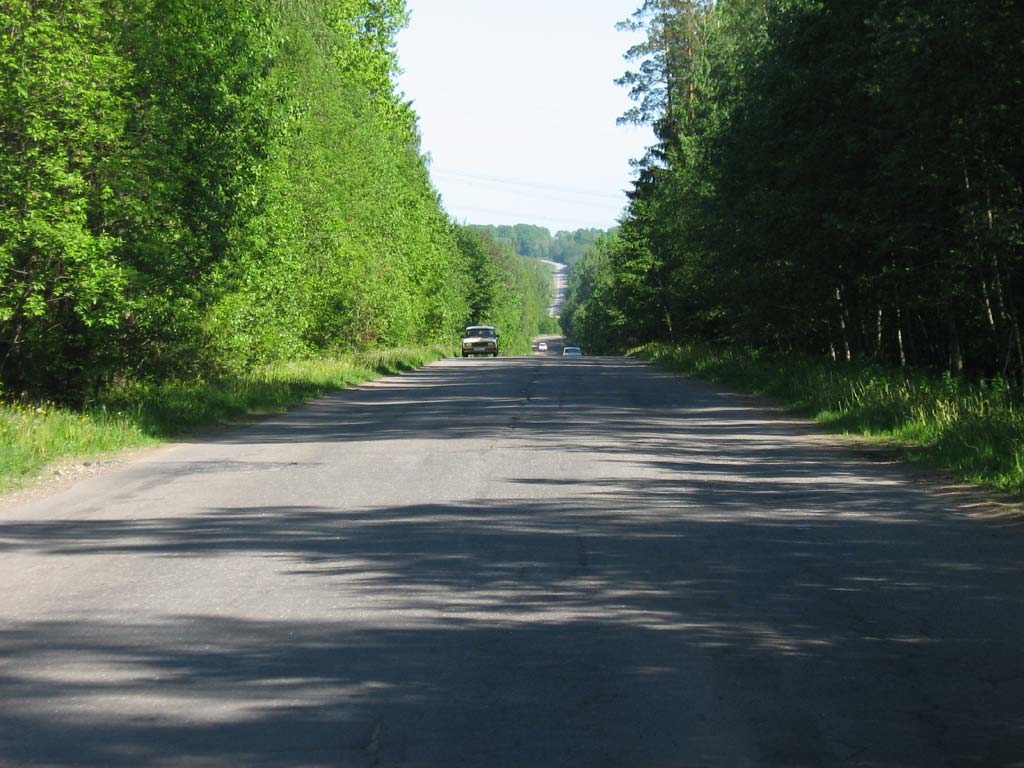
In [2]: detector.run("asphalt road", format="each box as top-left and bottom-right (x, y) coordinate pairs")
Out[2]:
(540, 260), (568, 317)
(2, 356), (1023, 767)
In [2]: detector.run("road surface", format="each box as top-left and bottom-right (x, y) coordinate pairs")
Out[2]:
(2, 356), (1023, 767)
(540, 260), (568, 317)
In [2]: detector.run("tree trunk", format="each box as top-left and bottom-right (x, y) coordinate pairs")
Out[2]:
(981, 279), (997, 333)
(835, 287), (851, 362)
(875, 306), (884, 356)
(896, 308), (907, 367)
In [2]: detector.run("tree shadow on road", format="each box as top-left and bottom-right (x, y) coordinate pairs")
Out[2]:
(3, 357), (1024, 765)
(3, 492), (1024, 765)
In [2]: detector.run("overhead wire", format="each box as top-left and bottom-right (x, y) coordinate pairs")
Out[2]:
(429, 167), (630, 229)
(432, 168), (627, 203)
(445, 203), (619, 230)
(435, 181), (627, 225)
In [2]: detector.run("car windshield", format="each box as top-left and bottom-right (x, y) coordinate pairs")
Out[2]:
(466, 328), (494, 337)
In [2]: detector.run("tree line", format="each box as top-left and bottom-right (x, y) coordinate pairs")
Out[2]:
(470, 224), (615, 267)
(564, 0), (1024, 387)
(0, 0), (550, 402)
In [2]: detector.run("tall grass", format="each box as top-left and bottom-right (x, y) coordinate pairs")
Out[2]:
(0, 346), (448, 492)
(0, 403), (156, 491)
(633, 342), (1024, 497)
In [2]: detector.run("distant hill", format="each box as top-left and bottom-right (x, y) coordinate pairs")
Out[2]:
(468, 224), (617, 268)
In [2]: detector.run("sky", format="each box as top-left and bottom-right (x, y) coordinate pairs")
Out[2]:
(395, 0), (654, 234)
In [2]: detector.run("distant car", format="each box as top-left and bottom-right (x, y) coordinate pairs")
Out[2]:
(537, 341), (548, 352)
(462, 325), (499, 357)
(562, 346), (582, 356)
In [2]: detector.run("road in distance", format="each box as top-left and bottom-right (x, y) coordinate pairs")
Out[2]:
(541, 259), (568, 318)
(1, 355), (1023, 766)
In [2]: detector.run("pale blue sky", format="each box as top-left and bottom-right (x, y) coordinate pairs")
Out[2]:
(396, 0), (653, 233)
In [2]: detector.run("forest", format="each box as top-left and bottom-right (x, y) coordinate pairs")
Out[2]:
(470, 224), (615, 268)
(563, 0), (1024, 386)
(0, 0), (551, 404)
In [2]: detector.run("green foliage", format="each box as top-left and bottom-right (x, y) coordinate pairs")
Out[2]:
(634, 342), (1024, 496)
(580, 0), (1024, 497)
(470, 224), (553, 260)
(0, 0), (544, 406)
(538, 315), (562, 336)
(548, 228), (614, 268)
(616, 0), (709, 139)
(560, 236), (629, 352)
(0, 0), (131, 398)
(106, 346), (447, 434)
(0, 346), (447, 491)
(455, 226), (553, 355)
(205, 0), (468, 369)
(573, 0), (1024, 385)
(469, 224), (615, 267)
(0, 401), (155, 492)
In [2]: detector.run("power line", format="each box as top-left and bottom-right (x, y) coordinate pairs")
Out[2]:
(446, 203), (621, 230)
(437, 177), (628, 212)
(433, 168), (627, 202)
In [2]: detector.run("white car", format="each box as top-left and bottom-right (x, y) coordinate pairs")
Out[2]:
(562, 346), (582, 356)
(461, 325), (499, 357)
(537, 341), (548, 352)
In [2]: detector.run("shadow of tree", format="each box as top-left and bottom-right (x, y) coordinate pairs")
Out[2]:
(2, 357), (1023, 766)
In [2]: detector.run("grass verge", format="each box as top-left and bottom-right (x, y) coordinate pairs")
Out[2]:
(631, 342), (1024, 498)
(0, 346), (449, 494)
